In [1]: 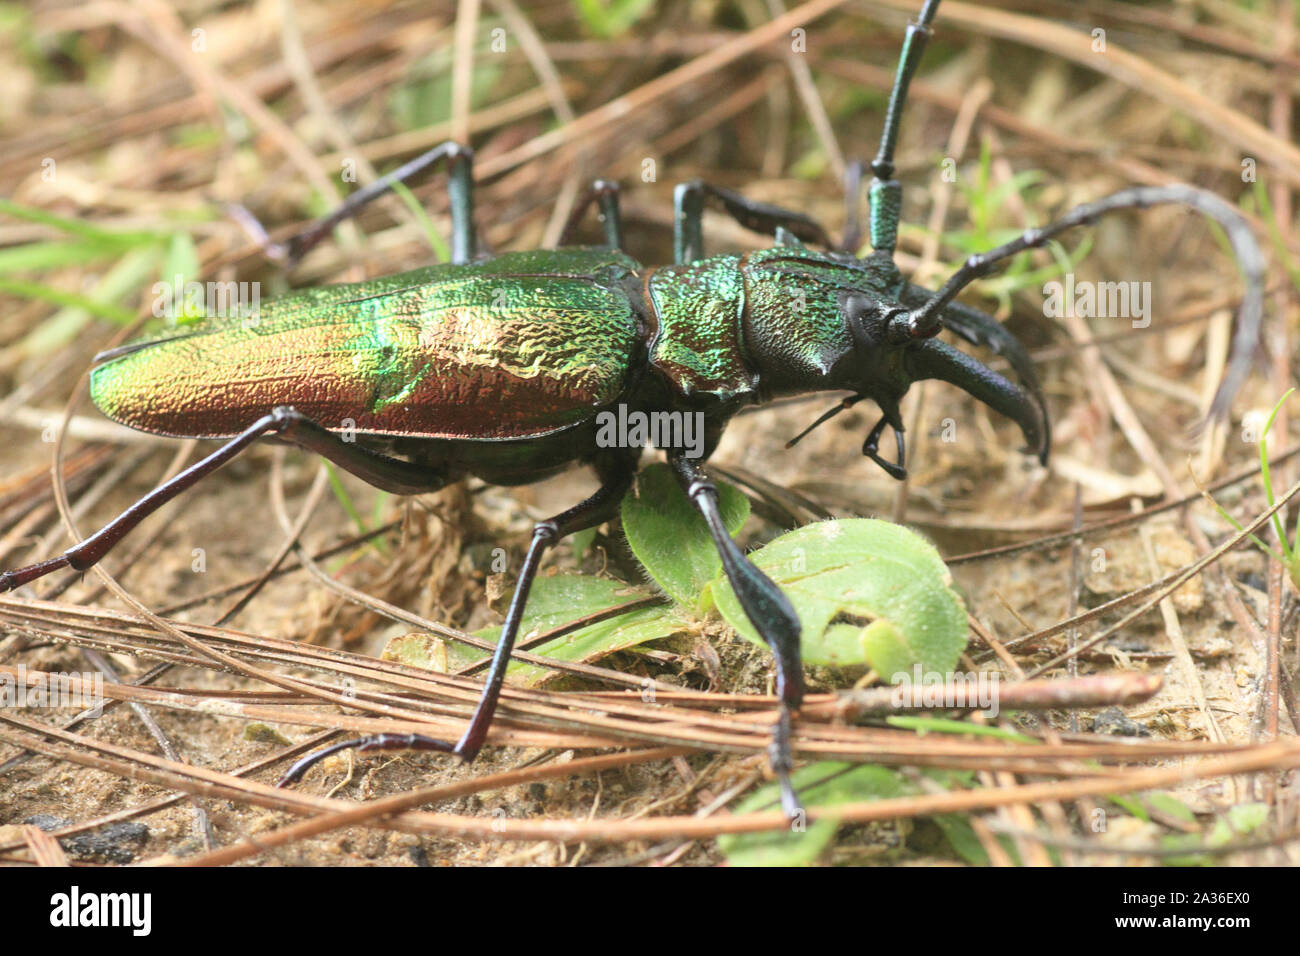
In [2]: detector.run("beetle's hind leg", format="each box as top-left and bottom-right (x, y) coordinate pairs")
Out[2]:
(0, 407), (451, 594)
(279, 454), (639, 787)
(233, 141), (479, 267)
(668, 454), (805, 818)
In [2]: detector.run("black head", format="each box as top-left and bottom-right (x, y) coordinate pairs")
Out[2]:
(783, 289), (1050, 481)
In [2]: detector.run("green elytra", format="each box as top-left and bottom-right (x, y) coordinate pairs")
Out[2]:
(4, 0), (1265, 819)
(91, 244), (890, 415)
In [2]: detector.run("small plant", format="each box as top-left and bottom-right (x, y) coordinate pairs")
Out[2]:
(1196, 388), (1300, 591)
(416, 464), (970, 688)
(382, 465), (986, 866)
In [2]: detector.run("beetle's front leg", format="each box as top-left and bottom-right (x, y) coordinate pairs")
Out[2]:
(279, 456), (638, 786)
(668, 454), (804, 818)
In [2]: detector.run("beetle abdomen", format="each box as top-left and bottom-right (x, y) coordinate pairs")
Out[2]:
(91, 250), (643, 441)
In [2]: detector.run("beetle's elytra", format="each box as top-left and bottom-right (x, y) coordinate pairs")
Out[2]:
(1, 0), (1265, 817)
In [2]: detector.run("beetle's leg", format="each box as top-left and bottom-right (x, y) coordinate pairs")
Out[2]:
(556, 179), (624, 251)
(278, 456), (638, 786)
(238, 141), (478, 268)
(672, 179), (833, 263)
(0, 407), (451, 594)
(898, 184), (1266, 420)
(668, 454), (804, 818)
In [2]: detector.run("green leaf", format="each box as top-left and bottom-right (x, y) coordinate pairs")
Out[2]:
(18, 246), (161, 355)
(1207, 802), (1269, 848)
(0, 197), (167, 247)
(1145, 792), (1197, 824)
(718, 763), (983, 866)
(621, 463), (748, 610)
(1161, 801), (1269, 865)
(464, 573), (685, 686)
(930, 813), (990, 866)
(390, 54), (502, 130)
(1106, 794), (1149, 822)
(570, 0), (654, 37)
(569, 526), (598, 560)
(0, 277), (135, 325)
(885, 715), (1035, 742)
(0, 239), (138, 274)
(713, 519), (967, 678)
(719, 763), (910, 866)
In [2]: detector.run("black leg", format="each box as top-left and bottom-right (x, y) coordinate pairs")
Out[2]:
(673, 179), (833, 264)
(0, 407), (451, 593)
(899, 184), (1266, 419)
(557, 179), (625, 250)
(241, 141), (478, 268)
(668, 454), (804, 817)
(278, 456), (638, 786)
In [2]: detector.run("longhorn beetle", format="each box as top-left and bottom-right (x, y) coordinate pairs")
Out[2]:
(1, 0), (1265, 816)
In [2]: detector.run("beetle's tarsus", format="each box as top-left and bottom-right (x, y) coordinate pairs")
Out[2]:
(1, 555), (72, 593)
(277, 732), (459, 788)
(769, 708), (804, 819)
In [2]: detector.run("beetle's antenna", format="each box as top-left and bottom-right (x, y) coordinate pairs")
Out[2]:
(898, 184), (1267, 423)
(867, 0), (942, 254)
(786, 395), (863, 448)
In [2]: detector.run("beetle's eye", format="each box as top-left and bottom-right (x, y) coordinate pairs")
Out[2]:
(841, 293), (887, 347)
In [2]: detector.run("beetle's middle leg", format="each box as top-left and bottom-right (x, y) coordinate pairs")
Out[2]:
(672, 179), (833, 263)
(279, 453), (639, 786)
(557, 179), (625, 251)
(668, 454), (804, 818)
(0, 407), (451, 594)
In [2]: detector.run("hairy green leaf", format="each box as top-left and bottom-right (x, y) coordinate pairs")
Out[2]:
(713, 518), (967, 678)
(622, 463), (748, 610)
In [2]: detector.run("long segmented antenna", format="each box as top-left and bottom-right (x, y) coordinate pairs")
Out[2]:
(898, 184), (1266, 422)
(867, 0), (942, 253)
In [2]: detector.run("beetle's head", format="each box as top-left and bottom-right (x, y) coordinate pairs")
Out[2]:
(787, 290), (1049, 480)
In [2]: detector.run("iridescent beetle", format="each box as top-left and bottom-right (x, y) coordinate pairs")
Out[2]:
(1, 0), (1264, 814)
